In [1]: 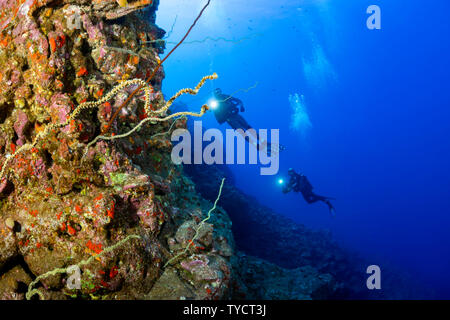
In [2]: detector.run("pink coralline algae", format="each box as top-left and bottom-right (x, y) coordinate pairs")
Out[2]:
(13, 110), (28, 146)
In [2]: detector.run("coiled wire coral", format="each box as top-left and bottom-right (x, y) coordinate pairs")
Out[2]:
(0, 72), (217, 180)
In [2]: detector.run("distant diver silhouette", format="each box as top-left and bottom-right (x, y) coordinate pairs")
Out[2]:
(282, 168), (336, 216)
(212, 88), (284, 155)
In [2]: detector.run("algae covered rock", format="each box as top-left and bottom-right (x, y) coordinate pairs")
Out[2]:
(231, 252), (336, 300)
(0, 265), (32, 300)
(146, 267), (195, 300)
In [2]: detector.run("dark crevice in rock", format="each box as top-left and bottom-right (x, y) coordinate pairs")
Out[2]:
(0, 255), (36, 281)
(16, 281), (29, 294)
(80, 38), (92, 57)
(21, 62), (29, 72)
(0, 180), (15, 199)
(0, 103), (14, 125)
(42, 148), (54, 168)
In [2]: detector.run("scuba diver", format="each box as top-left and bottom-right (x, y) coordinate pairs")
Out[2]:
(282, 168), (336, 216)
(211, 88), (283, 154)
(212, 88), (249, 130)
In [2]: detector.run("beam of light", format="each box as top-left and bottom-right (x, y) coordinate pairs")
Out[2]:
(208, 99), (219, 109)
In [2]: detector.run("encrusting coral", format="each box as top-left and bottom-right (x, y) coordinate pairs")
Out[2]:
(25, 177), (226, 300)
(26, 234), (142, 300)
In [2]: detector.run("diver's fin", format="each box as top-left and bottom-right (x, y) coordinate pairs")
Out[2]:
(330, 208), (336, 218)
(264, 143), (285, 157)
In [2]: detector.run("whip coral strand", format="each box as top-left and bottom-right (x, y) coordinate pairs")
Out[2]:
(164, 178), (225, 268)
(103, 0), (212, 134)
(82, 73), (217, 161)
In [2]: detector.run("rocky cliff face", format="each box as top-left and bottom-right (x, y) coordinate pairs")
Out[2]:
(0, 0), (234, 300)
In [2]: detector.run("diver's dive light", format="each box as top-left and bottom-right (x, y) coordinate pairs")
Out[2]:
(209, 99), (219, 110)
(278, 178), (284, 185)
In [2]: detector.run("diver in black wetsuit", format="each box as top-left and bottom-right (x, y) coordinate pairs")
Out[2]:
(212, 88), (283, 154)
(213, 88), (251, 130)
(282, 168), (336, 215)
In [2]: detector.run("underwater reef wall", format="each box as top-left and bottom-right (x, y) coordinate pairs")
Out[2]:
(0, 0), (235, 300)
(185, 163), (427, 299)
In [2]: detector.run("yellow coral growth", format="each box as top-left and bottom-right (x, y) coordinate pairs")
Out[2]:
(117, 0), (128, 7)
